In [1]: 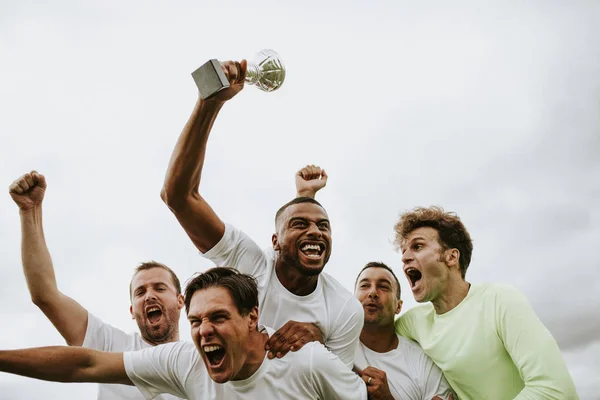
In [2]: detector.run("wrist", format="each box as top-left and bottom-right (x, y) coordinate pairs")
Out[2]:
(296, 190), (316, 199)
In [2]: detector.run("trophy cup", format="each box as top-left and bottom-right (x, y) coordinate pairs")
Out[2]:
(192, 49), (286, 100)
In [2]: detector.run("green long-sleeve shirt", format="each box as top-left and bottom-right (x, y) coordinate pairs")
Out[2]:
(395, 283), (578, 400)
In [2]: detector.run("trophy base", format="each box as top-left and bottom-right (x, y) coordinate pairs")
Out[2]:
(192, 59), (230, 100)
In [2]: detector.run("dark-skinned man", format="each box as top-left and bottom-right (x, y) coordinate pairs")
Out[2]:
(160, 60), (363, 367)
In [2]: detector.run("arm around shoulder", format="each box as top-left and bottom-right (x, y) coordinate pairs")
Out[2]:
(309, 343), (367, 400)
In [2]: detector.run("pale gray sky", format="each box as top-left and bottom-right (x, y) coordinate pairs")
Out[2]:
(1, 0), (599, 398)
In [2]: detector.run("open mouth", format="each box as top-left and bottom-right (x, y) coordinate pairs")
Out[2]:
(204, 345), (226, 368)
(405, 268), (422, 288)
(146, 306), (163, 324)
(299, 243), (325, 259)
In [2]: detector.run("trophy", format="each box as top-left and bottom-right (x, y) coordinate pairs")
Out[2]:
(192, 49), (286, 100)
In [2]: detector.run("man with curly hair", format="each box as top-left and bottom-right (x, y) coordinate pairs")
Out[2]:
(394, 206), (578, 399)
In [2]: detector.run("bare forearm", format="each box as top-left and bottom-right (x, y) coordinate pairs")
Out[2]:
(0, 347), (127, 384)
(162, 98), (224, 209)
(20, 207), (59, 304)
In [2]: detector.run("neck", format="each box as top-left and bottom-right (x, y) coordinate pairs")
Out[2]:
(234, 329), (269, 381)
(143, 329), (180, 347)
(274, 258), (318, 296)
(359, 323), (398, 353)
(432, 277), (470, 314)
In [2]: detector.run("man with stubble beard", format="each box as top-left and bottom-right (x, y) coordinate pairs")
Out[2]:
(160, 60), (363, 367)
(9, 170), (185, 400)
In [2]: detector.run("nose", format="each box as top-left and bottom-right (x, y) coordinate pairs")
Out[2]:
(199, 320), (215, 339)
(367, 285), (378, 299)
(306, 222), (322, 237)
(401, 249), (413, 265)
(144, 290), (157, 302)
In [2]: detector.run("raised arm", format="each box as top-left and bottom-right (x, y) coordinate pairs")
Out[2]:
(9, 171), (89, 346)
(161, 60), (247, 253)
(0, 346), (131, 385)
(295, 165), (328, 198)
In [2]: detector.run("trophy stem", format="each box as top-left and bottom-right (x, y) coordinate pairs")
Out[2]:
(245, 63), (260, 86)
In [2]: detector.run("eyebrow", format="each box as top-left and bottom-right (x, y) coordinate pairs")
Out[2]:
(358, 278), (393, 286)
(288, 217), (330, 224)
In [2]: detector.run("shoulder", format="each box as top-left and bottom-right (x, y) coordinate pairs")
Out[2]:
(472, 282), (529, 306)
(320, 272), (361, 310)
(82, 311), (132, 351)
(395, 304), (433, 338)
(398, 303), (433, 321)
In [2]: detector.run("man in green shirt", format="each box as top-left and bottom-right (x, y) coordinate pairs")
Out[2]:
(394, 206), (578, 399)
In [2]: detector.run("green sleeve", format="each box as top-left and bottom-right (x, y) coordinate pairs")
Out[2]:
(394, 312), (416, 340)
(495, 286), (578, 400)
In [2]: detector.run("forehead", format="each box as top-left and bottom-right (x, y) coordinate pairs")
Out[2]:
(358, 267), (395, 284)
(282, 203), (328, 222)
(402, 227), (440, 246)
(188, 286), (238, 317)
(131, 268), (174, 289)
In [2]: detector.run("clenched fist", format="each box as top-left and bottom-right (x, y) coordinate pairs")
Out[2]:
(295, 165), (328, 198)
(205, 60), (248, 103)
(9, 171), (47, 211)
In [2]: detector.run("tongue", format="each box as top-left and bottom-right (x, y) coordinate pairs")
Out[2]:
(148, 310), (162, 323)
(208, 349), (226, 366)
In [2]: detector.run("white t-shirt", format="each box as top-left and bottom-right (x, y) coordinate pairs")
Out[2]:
(354, 334), (455, 400)
(82, 312), (183, 400)
(123, 326), (368, 400)
(202, 223), (364, 368)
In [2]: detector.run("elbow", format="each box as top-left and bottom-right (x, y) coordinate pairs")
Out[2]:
(160, 184), (184, 212)
(31, 293), (53, 311)
(161, 185), (196, 214)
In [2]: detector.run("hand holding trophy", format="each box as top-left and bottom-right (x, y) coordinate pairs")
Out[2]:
(192, 49), (286, 100)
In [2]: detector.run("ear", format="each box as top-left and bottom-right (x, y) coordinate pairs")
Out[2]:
(272, 233), (280, 251)
(445, 248), (460, 269)
(247, 306), (259, 331)
(177, 294), (185, 311)
(395, 299), (403, 315)
(130, 304), (134, 320)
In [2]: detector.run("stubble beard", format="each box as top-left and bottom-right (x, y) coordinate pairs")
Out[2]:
(136, 307), (179, 345)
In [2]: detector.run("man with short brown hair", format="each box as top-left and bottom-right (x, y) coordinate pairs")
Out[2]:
(9, 171), (185, 400)
(394, 206), (578, 399)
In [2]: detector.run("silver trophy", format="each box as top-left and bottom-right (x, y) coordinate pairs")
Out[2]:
(192, 49), (286, 100)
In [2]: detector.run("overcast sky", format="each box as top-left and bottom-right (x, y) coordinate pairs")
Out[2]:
(1, 0), (599, 398)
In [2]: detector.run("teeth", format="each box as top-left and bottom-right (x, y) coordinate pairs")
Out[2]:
(301, 244), (321, 251)
(203, 345), (223, 353)
(147, 306), (160, 313)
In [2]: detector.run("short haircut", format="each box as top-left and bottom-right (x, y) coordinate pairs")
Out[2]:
(184, 267), (259, 316)
(394, 206), (473, 279)
(129, 261), (182, 298)
(275, 197), (326, 226)
(355, 262), (402, 299)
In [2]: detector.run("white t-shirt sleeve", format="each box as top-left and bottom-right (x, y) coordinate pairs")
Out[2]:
(417, 348), (455, 400)
(326, 296), (364, 368)
(123, 342), (198, 400)
(82, 312), (130, 352)
(309, 343), (367, 400)
(202, 223), (269, 279)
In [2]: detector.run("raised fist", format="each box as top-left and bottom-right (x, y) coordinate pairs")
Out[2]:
(295, 165), (328, 198)
(9, 171), (47, 211)
(205, 60), (248, 103)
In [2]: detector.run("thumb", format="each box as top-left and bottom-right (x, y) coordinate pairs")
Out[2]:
(32, 171), (47, 189)
(320, 169), (328, 181)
